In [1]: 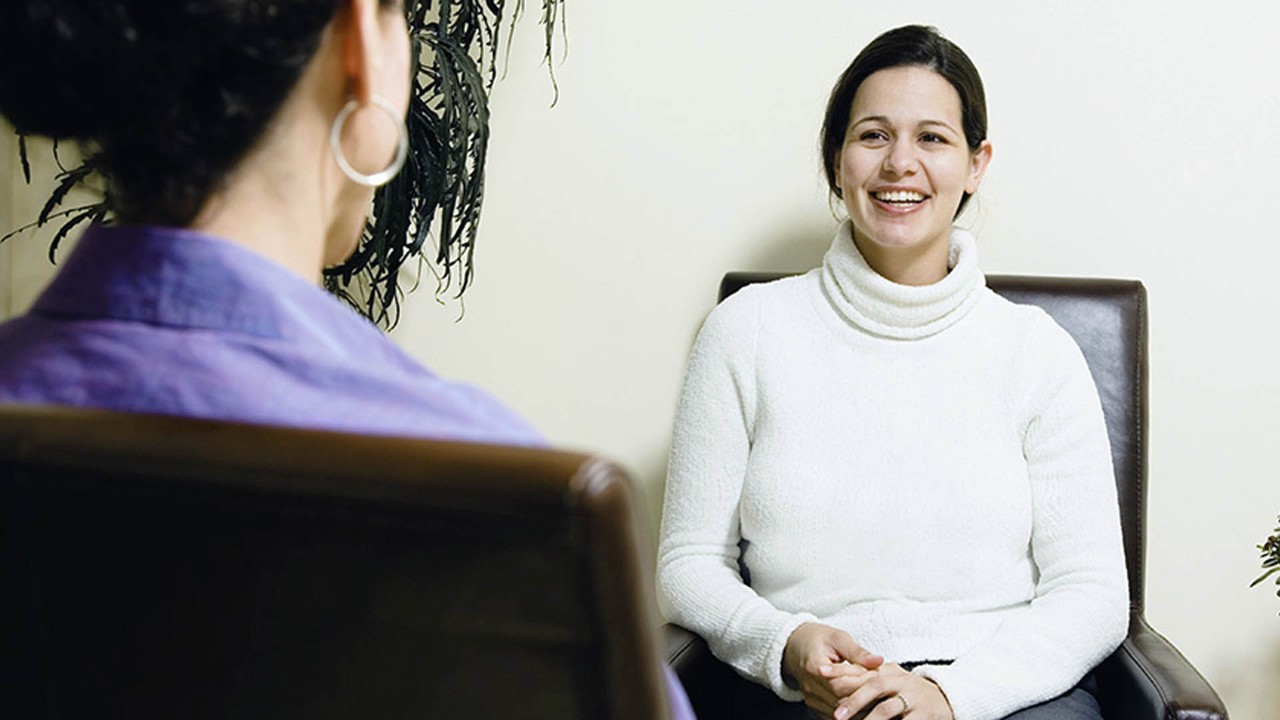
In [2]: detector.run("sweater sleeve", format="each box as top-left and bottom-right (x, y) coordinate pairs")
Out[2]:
(656, 290), (817, 700)
(916, 313), (1129, 720)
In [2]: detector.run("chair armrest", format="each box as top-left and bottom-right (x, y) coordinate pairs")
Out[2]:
(665, 623), (706, 675)
(1095, 614), (1228, 720)
(664, 624), (738, 720)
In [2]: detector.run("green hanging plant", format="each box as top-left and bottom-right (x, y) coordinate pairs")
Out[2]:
(325, 0), (566, 327)
(4, 137), (109, 264)
(4, 0), (566, 328)
(1252, 515), (1280, 609)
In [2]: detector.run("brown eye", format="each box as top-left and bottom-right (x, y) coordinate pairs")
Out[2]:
(859, 130), (889, 143)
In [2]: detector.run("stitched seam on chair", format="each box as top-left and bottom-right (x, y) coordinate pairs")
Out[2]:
(1133, 289), (1147, 613)
(670, 643), (697, 665)
(669, 635), (714, 671)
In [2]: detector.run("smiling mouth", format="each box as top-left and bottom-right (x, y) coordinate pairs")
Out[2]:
(872, 190), (927, 206)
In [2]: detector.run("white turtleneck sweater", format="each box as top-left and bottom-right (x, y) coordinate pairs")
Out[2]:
(656, 224), (1128, 720)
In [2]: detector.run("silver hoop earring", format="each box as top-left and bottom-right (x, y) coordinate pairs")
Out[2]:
(329, 95), (409, 187)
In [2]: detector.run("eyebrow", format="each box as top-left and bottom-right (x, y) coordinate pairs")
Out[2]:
(848, 116), (960, 134)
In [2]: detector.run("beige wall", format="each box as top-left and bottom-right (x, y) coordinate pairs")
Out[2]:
(1, 129), (86, 316)
(5, 2), (1279, 716)
(0, 126), (11, 317)
(394, 2), (1280, 717)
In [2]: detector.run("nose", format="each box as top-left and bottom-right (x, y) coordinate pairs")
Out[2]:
(883, 138), (918, 176)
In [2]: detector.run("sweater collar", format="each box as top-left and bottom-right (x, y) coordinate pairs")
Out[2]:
(819, 221), (985, 340)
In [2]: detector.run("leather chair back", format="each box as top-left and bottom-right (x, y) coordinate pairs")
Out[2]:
(720, 272), (1148, 612)
(1, 406), (669, 720)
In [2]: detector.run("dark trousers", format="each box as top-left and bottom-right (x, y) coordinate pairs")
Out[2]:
(732, 670), (1102, 720)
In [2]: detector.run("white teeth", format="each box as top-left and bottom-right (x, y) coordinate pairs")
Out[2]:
(874, 190), (925, 203)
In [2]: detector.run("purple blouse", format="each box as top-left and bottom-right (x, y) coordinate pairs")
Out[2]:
(0, 224), (694, 719)
(0, 224), (541, 443)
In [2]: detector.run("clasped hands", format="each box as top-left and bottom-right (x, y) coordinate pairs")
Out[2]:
(782, 622), (954, 720)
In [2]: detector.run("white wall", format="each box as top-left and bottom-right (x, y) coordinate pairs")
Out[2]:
(394, 1), (1280, 717)
(4, 2), (1279, 716)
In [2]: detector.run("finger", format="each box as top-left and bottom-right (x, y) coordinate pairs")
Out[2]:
(839, 695), (903, 720)
(800, 683), (841, 711)
(817, 660), (874, 679)
(827, 670), (878, 697)
(831, 631), (883, 670)
(866, 695), (910, 720)
(816, 664), (878, 704)
(833, 674), (903, 720)
(804, 694), (837, 719)
(801, 660), (860, 702)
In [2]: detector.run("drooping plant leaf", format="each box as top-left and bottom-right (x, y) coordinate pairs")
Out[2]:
(47, 202), (108, 264)
(37, 152), (98, 228)
(0, 144), (112, 252)
(324, 0), (566, 327)
(1252, 515), (1280, 606)
(503, 0), (567, 105)
(6, 0), (566, 329)
(17, 131), (30, 183)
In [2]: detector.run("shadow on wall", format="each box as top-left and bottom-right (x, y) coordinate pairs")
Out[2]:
(743, 211), (841, 276)
(640, 210), (841, 561)
(634, 436), (674, 558)
(668, 208), (840, 376)
(1215, 635), (1280, 718)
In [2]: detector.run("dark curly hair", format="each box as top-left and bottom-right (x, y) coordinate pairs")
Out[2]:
(1, 0), (564, 327)
(820, 25), (988, 217)
(0, 0), (397, 227)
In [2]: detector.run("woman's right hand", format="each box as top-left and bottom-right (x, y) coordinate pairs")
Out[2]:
(783, 622), (884, 718)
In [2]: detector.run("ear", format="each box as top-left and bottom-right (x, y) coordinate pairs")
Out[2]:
(965, 140), (993, 195)
(833, 154), (844, 195)
(337, 0), (381, 103)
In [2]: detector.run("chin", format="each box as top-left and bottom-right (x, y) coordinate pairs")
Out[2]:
(854, 220), (928, 249)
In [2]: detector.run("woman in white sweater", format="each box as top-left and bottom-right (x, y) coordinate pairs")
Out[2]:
(656, 25), (1128, 720)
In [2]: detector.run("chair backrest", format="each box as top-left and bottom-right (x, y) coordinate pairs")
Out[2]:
(1, 405), (670, 720)
(719, 272), (1148, 613)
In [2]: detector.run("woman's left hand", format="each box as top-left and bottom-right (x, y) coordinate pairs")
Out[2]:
(825, 663), (954, 720)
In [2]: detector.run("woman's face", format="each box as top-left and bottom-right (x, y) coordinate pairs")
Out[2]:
(835, 65), (991, 275)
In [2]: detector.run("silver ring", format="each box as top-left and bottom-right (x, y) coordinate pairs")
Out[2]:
(329, 95), (409, 187)
(899, 695), (911, 715)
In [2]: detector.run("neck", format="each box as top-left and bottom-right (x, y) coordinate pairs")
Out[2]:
(187, 35), (360, 284)
(191, 164), (329, 283)
(819, 222), (984, 340)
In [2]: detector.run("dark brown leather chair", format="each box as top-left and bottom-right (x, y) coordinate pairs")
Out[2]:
(1, 405), (671, 720)
(664, 272), (1228, 720)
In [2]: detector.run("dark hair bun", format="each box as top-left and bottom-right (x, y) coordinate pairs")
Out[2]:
(0, 2), (143, 139)
(0, 0), (337, 226)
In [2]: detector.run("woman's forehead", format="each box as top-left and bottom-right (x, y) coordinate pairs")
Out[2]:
(849, 67), (963, 128)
